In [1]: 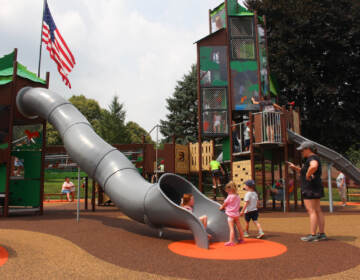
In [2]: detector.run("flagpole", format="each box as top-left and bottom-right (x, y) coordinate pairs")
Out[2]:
(37, 0), (46, 77)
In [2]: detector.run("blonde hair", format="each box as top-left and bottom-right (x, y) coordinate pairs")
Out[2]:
(181, 193), (193, 207)
(225, 181), (237, 193)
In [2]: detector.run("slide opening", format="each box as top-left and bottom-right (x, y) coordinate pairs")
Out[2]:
(159, 174), (194, 206)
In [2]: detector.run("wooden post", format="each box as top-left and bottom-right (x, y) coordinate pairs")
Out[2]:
(249, 113), (255, 181)
(209, 9), (212, 34)
(39, 71), (50, 215)
(254, 11), (263, 98)
(172, 135), (176, 174)
(4, 48), (18, 217)
(225, 0), (234, 178)
(281, 114), (290, 211)
(263, 16), (271, 98)
(84, 176), (88, 210)
(91, 179), (96, 212)
(261, 148), (266, 209)
(196, 44), (203, 193)
(278, 150), (283, 178)
(271, 151), (275, 208)
(271, 151), (275, 186)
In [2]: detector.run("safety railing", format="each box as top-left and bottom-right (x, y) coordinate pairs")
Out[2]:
(253, 111), (282, 144)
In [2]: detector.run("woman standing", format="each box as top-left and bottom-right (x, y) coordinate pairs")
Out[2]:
(288, 141), (327, 242)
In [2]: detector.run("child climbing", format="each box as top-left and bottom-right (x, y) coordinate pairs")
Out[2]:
(240, 180), (265, 239)
(209, 155), (225, 201)
(181, 194), (211, 239)
(219, 181), (244, 246)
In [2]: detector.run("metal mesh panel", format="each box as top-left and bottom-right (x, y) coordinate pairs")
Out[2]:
(202, 111), (228, 135)
(231, 39), (255, 60)
(230, 17), (254, 37)
(202, 88), (227, 110)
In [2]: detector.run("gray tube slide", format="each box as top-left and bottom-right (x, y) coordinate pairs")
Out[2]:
(16, 87), (229, 249)
(288, 129), (360, 185)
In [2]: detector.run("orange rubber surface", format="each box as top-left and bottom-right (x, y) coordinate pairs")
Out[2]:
(168, 239), (287, 260)
(0, 246), (9, 267)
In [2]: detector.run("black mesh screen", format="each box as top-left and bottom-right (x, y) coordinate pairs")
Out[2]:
(202, 111), (228, 135)
(230, 17), (254, 37)
(231, 39), (255, 60)
(202, 88), (227, 110)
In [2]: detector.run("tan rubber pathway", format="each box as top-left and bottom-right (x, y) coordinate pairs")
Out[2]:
(0, 202), (359, 279)
(0, 229), (185, 280)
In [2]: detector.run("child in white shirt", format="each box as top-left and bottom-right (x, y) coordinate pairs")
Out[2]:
(240, 180), (264, 239)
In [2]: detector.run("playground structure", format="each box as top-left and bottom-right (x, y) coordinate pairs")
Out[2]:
(194, 0), (360, 211)
(0, 49), (49, 216)
(0, 2), (359, 251)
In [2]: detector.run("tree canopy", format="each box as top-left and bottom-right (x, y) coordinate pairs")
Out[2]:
(126, 121), (153, 144)
(245, 0), (360, 154)
(160, 64), (198, 144)
(46, 95), (151, 146)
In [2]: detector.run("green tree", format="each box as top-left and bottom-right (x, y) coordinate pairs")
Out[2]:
(126, 121), (153, 144)
(160, 64), (198, 144)
(99, 96), (130, 144)
(46, 123), (62, 145)
(245, 0), (360, 154)
(46, 95), (102, 145)
(69, 95), (102, 133)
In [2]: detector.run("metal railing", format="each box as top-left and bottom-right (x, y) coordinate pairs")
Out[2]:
(254, 111), (282, 144)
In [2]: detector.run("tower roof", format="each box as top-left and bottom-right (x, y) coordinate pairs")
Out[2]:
(0, 51), (46, 86)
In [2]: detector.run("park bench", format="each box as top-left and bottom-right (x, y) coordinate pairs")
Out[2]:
(43, 193), (67, 202)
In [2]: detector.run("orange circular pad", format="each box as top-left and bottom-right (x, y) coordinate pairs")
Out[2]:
(168, 239), (287, 260)
(0, 246), (9, 266)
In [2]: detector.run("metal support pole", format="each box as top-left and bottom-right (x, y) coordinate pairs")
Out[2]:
(328, 163), (333, 213)
(91, 179), (96, 212)
(155, 125), (159, 182)
(84, 176), (88, 210)
(76, 166), (80, 223)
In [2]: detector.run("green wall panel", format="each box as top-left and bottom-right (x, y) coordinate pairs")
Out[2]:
(0, 164), (6, 192)
(9, 179), (40, 207)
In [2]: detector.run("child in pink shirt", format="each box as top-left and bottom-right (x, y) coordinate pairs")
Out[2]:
(219, 181), (244, 246)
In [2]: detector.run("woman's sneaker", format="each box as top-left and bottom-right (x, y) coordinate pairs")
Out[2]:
(243, 232), (249, 238)
(300, 235), (318, 242)
(257, 232), (265, 239)
(315, 233), (328, 241)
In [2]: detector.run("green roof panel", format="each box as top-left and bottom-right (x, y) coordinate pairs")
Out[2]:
(0, 51), (46, 85)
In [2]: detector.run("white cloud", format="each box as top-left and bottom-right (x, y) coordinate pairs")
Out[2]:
(0, 0), (245, 139)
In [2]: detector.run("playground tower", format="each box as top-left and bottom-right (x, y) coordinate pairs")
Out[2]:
(196, 1), (302, 210)
(0, 49), (49, 216)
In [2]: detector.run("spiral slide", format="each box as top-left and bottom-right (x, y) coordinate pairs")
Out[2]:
(16, 87), (230, 249)
(288, 130), (360, 185)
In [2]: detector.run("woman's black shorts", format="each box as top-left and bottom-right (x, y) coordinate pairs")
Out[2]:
(302, 188), (324, 200)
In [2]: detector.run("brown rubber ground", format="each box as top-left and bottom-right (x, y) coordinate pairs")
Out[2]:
(0, 201), (360, 280)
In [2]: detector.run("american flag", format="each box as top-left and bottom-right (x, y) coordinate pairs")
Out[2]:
(42, 1), (75, 88)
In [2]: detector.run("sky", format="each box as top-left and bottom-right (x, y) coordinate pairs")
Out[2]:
(0, 0), (244, 139)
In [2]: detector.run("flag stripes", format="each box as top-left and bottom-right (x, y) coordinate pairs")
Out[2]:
(41, 1), (75, 88)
